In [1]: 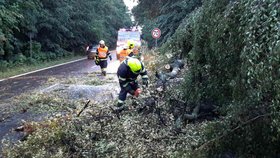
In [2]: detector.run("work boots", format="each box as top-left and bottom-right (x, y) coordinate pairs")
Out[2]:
(113, 102), (127, 113)
(102, 71), (106, 76)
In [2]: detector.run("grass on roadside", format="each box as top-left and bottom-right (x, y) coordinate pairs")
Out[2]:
(1, 49), (206, 157)
(0, 55), (85, 79)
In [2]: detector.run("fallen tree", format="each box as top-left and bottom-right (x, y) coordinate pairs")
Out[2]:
(154, 58), (219, 129)
(155, 59), (184, 90)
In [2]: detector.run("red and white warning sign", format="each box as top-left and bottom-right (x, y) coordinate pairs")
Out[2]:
(151, 28), (161, 39)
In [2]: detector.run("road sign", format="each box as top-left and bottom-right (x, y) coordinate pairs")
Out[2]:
(152, 28), (161, 39)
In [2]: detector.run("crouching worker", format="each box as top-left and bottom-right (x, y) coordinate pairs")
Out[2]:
(114, 57), (149, 112)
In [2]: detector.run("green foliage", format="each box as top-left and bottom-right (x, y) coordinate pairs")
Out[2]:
(133, 0), (202, 48)
(0, 2), (22, 59)
(160, 0), (280, 156)
(3, 121), (71, 158)
(1, 0), (279, 156)
(0, 60), (9, 71)
(2, 89), (202, 157)
(132, 0), (167, 24)
(157, 0), (202, 45)
(0, 0), (132, 71)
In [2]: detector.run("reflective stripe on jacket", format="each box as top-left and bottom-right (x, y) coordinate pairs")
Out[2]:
(97, 46), (109, 59)
(117, 58), (147, 89)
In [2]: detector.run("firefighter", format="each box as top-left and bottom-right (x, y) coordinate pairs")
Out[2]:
(115, 57), (149, 111)
(96, 40), (112, 76)
(126, 41), (142, 60)
(129, 43), (142, 60)
(117, 45), (130, 62)
(127, 40), (135, 54)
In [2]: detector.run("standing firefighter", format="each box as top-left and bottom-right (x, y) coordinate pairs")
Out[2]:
(130, 44), (141, 60)
(117, 45), (130, 62)
(127, 40), (135, 54)
(115, 57), (149, 111)
(127, 40), (142, 60)
(95, 40), (112, 76)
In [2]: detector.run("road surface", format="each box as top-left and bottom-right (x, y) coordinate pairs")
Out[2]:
(0, 52), (120, 154)
(0, 52), (118, 101)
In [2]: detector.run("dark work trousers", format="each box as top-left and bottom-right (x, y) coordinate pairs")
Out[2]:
(99, 60), (108, 69)
(119, 81), (139, 101)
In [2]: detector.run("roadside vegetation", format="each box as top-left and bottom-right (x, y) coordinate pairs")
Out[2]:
(0, 0), (131, 73)
(1, 0), (280, 157)
(2, 50), (199, 157)
(134, 0), (280, 157)
(0, 55), (83, 79)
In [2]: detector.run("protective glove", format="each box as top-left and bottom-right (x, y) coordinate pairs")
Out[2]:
(109, 56), (112, 60)
(128, 89), (135, 95)
(124, 84), (135, 95)
(142, 78), (149, 87)
(95, 58), (100, 65)
(134, 88), (142, 97)
(130, 80), (138, 86)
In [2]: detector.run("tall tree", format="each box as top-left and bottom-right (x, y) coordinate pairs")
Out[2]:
(132, 0), (202, 47)
(0, 0), (132, 69)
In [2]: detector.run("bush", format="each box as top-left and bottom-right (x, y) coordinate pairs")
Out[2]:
(12, 53), (27, 65)
(2, 121), (71, 158)
(0, 60), (10, 71)
(33, 52), (48, 62)
(45, 52), (57, 61)
(26, 57), (38, 65)
(163, 0), (280, 156)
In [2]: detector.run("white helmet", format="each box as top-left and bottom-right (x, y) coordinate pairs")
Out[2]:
(123, 45), (129, 49)
(99, 40), (105, 45)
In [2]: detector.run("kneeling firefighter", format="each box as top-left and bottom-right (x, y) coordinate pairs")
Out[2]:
(115, 57), (149, 111)
(95, 40), (112, 76)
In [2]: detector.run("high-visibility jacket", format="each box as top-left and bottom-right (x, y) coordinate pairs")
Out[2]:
(117, 58), (148, 90)
(118, 49), (130, 62)
(127, 48), (132, 54)
(97, 46), (109, 59)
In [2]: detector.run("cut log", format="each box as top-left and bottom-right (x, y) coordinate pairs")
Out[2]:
(182, 104), (218, 121)
(157, 60), (184, 81)
(156, 59), (185, 87)
(164, 64), (171, 70)
(166, 60), (184, 79)
(166, 67), (180, 79)
(173, 60), (184, 69)
(156, 71), (168, 83)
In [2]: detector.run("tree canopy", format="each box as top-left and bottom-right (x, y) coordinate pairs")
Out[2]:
(132, 0), (202, 47)
(0, 0), (132, 70)
(134, 0), (280, 156)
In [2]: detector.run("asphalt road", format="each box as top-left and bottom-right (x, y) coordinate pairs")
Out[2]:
(0, 58), (99, 101)
(0, 52), (121, 157)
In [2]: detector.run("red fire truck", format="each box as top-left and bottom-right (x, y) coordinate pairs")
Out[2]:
(116, 27), (141, 52)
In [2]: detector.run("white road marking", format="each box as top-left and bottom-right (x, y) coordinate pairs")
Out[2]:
(0, 57), (86, 82)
